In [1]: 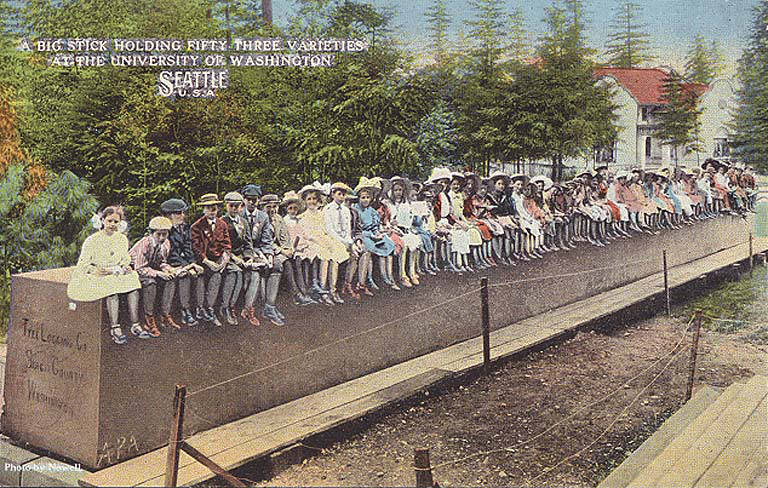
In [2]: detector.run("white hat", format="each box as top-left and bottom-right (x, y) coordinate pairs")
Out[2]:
(299, 181), (331, 198)
(427, 167), (452, 183)
(530, 175), (554, 190)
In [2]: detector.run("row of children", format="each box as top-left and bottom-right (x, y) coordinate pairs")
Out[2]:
(65, 159), (757, 345)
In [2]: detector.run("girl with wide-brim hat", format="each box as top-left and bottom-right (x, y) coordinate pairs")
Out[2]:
(462, 172), (496, 269)
(441, 170), (475, 273)
(67, 205), (148, 345)
(297, 183), (349, 305)
(353, 179), (397, 294)
(508, 173), (543, 259)
(374, 177), (405, 290)
(385, 176), (423, 288)
(280, 190), (317, 306)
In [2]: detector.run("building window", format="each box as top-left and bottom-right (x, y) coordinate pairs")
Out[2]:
(645, 137), (652, 159)
(641, 106), (652, 122)
(594, 142), (616, 164)
(713, 138), (730, 158)
(669, 146), (677, 161)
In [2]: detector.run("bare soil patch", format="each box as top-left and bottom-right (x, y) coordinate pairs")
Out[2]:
(208, 307), (763, 488)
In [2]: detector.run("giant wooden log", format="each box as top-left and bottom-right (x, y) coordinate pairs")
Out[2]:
(0, 215), (750, 469)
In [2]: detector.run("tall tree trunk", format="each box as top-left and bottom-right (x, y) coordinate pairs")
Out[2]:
(262, 0), (273, 26)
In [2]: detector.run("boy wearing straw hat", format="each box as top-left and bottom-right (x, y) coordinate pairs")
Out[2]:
(221, 191), (261, 327)
(190, 193), (231, 327)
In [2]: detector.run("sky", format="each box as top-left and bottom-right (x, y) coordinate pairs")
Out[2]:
(274, 0), (759, 77)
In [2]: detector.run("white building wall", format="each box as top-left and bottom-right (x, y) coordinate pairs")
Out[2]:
(683, 78), (736, 167)
(609, 80), (639, 170)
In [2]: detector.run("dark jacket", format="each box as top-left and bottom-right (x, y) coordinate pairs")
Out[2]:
(222, 214), (254, 259)
(488, 190), (516, 217)
(168, 223), (197, 267)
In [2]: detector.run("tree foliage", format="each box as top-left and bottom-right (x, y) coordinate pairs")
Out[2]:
(732, 1), (768, 170)
(684, 35), (726, 85)
(655, 70), (703, 165)
(425, 0), (450, 66)
(536, 0), (617, 180)
(604, 1), (654, 68)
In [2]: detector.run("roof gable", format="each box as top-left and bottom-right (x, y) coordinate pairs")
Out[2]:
(595, 67), (709, 105)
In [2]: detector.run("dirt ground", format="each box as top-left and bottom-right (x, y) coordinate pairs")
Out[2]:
(203, 270), (768, 488)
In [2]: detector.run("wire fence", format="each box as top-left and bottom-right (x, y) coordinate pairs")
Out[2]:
(159, 231), (763, 486)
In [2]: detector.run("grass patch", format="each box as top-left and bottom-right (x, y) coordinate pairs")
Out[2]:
(743, 326), (768, 345)
(683, 268), (768, 334)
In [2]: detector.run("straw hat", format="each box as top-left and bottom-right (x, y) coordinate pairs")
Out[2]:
(299, 181), (331, 198)
(354, 176), (382, 193)
(280, 190), (301, 207)
(198, 193), (222, 206)
(330, 182), (353, 193)
(530, 175), (554, 190)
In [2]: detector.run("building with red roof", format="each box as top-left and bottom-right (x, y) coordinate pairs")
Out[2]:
(594, 67), (735, 170)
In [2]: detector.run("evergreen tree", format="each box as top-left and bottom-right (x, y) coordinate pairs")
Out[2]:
(604, 1), (654, 68)
(464, 0), (506, 81)
(505, 7), (528, 62)
(684, 34), (726, 84)
(732, 1), (768, 169)
(425, 0), (450, 66)
(535, 0), (617, 180)
(416, 100), (459, 175)
(655, 70), (703, 166)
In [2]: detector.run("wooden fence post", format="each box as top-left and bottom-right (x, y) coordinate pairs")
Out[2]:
(414, 448), (434, 488)
(481, 277), (490, 373)
(685, 311), (703, 402)
(749, 232), (754, 275)
(663, 250), (671, 316)
(165, 384), (187, 488)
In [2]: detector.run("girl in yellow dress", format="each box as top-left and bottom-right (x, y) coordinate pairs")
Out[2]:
(67, 206), (152, 344)
(298, 184), (349, 305)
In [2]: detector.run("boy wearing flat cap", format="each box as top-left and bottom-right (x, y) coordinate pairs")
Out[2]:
(241, 184), (284, 326)
(129, 216), (179, 336)
(190, 193), (232, 327)
(161, 198), (205, 327)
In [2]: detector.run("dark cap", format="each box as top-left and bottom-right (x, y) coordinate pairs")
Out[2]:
(242, 184), (263, 198)
(160, 198), (189, 213)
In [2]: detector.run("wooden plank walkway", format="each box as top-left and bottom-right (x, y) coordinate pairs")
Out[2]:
(613, 375), (768, 488)
(597, 385), (723, 488)
(80, 239), (768, 487)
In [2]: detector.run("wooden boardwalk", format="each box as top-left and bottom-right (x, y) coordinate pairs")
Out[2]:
(80, 239), (768, 487)
(599, 375), (768, 488)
